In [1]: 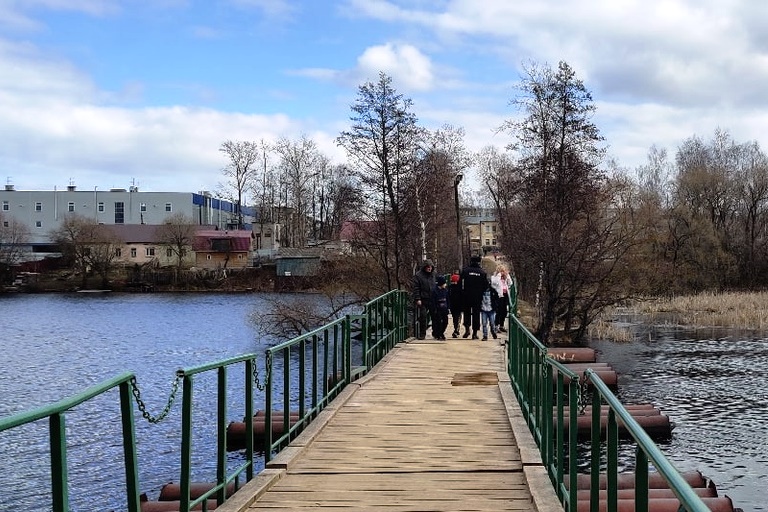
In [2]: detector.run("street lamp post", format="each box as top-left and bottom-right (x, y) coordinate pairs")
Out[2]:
(454, 173), (463, 269)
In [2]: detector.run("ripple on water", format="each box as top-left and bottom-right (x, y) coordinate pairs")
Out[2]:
(590, 329), (768, 512)
(0, 293), (278, 511)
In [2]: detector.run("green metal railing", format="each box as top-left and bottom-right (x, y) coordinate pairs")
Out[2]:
(0, 372), (141, 512)
(263, 289), (409, 462)
(175, 354), (260, 511)
(363, 289), (409, 367)
(0, 289), (410, 512)
(584, 371), (710, 512)
(505, 283), (711, 512)
(263, 314), (354, 461)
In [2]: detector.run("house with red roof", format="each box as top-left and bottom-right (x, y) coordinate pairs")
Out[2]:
(192, 229), (254, 269)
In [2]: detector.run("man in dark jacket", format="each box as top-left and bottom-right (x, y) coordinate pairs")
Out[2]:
(411, 259), (436, 339)
(459, 255), (487, 339)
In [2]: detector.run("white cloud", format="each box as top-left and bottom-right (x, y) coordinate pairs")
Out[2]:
(0, 38), (310, 192)
(355, 43), (434, 91)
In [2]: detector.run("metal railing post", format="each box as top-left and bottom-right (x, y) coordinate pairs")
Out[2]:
(119, 380), (141, 512)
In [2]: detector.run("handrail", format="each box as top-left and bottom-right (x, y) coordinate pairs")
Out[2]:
(363, 289), (409, 367)
(263, 289), (409, 462)
(0, 289), (419, 511)
(506, 311), (580, 511)
(506, 287), (712, 512)
(0, 372), (141, 512)
(176, 354), (260, 511)
(585, 369), (710, 512)
(264, 315), (352, 462)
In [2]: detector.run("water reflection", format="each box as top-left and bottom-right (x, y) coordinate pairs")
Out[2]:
(0, 293), (283, 511)
(589, 326), (768, 512)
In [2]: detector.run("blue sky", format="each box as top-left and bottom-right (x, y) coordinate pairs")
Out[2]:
(2, 0), (768, 194)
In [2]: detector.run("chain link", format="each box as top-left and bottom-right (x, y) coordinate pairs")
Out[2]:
(130, 375), (181, 424)
(252, 356), (271, 391)
(577, 377), (591, 416)
(131, 356), (270, 422)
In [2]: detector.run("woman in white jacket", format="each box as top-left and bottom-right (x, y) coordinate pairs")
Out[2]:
(490, 264), (513, 332)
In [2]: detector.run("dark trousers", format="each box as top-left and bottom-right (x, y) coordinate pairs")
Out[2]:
(414, 302), (431, 338)
(450, 305), (462, 332)
(496, 294), (509, 327)
(462, 303), (481, 333)
(432, 309), (449, 338)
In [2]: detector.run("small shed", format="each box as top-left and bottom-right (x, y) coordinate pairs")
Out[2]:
(274, 248), (323, 291)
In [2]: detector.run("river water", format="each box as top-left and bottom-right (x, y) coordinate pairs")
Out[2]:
(0, 294), (765, 511)
(588, 322), (768, 512)
(0, 292), (286, 512)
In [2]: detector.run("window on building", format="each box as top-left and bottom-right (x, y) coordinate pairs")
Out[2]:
(206, 254), (212, 260)
(35, 202), (42, 212)
(211, 239), (231, 251)
(2, 221), (8, 227)
(492, 239), (497, 246)
(2, 201), (8, 211)
(140, 203), (147, 212)
(237, 254), (243, 260)
(68, 202), (75, 212)
(485, 238), (490, 246)
(165, 203), (172, 212)
(492, 225), (497, 233)
(146, 247), (155, 257)
(115, 248), (122, 257)
(485, 225), (491, 233)
(130, 248), (137, 257)
(35, 221), (42, 228)
(166, 248), (173, 258)
(115, 202), (124, 224)
(98, 202), (104, 212)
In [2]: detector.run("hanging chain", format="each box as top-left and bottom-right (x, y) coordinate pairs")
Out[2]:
(577, 377), (591, 416)
(252, 355), (271, 391)
(130, 375), (181, 424)
(130, 355), (270, 422)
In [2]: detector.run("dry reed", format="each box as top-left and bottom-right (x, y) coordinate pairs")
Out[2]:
(632, 291), (768, 330)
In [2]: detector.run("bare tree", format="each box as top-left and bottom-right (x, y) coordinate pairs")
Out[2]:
(273, 135), (323, 248)
(155, 212), (196, 272)
(219, 140), (260, 229)
(499, 60), (628, 344)
(0, 213), (31, 283)
(337, 72), (421, 289)
(49, 214), (121, 288)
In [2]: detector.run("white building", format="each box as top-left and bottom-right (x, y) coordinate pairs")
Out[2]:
(0, 183), (256, 259)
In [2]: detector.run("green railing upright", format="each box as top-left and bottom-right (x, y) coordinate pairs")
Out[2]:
(363, 289), (409, 367)
(0, 372), (141, 512)
(175, 354), (260, 511)
(504, 283), (711, 512)
(263, 289), (409, 462)
(0, 289), (410, 512)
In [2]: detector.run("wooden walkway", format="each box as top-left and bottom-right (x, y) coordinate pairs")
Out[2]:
(218, 337), (562, 512)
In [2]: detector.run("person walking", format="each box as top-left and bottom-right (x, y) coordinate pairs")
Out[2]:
(448, 270), (463, 338)
(411, 259), (436, 339)
(491, 264), (514, 333)
(431, 275), (450, 340)
(480, 283), (498, 341)
(459, 255), (487, 340)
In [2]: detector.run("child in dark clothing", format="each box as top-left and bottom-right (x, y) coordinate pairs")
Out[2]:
(431, 275), (450, 340)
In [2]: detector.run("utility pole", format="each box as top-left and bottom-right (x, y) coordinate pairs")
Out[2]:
(454, 173), (463, 269)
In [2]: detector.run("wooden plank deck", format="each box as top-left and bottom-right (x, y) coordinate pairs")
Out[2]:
(218, 337), (562, 512)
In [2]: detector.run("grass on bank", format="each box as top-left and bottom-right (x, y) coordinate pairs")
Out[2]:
(632, 291), (768, 330)
(519, 291), (768, 344)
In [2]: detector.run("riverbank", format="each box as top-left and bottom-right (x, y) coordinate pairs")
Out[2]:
(632, 291), (768, 329)
(586, 291), (768, 343)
